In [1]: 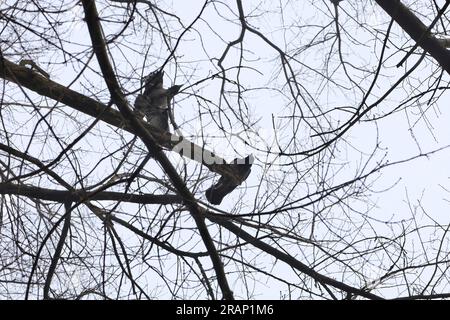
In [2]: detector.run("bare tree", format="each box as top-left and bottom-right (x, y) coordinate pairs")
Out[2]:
(1, 0), (450, 300)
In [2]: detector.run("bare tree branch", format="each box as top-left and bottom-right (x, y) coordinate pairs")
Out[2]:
(375, 0), (450, 74)
(80, 0), (234, 300)
(0, 182), (182, 204)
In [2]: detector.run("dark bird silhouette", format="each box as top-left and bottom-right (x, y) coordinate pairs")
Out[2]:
(205, 155), (254, 205)
(134, 70), (181, 131)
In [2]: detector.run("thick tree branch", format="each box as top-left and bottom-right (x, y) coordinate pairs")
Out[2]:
(207, 212), (383, 300)
(0, 181), (209, 258)
(0, 182), (182, 205)
(43, 201), (72, 300)
(375, 0), (450, 74)
(81, 0), (234, 300)
(0, 140), (195, 269)
(0, 57), (237, 179)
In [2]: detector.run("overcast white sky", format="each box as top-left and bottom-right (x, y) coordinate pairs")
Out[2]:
(3, 0), (450, 299)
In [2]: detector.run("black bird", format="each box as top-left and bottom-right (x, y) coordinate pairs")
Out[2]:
(205, 155), (254, 205)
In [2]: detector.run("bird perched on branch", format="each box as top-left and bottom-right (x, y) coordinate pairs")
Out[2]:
(205, 155), (254, 205)
(134, 69), (181, 131)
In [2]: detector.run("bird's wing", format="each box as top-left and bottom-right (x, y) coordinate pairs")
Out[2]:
(134, 94), (150, 111)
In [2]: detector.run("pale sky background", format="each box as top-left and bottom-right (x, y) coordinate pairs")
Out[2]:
(3, 0), (450, 299)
